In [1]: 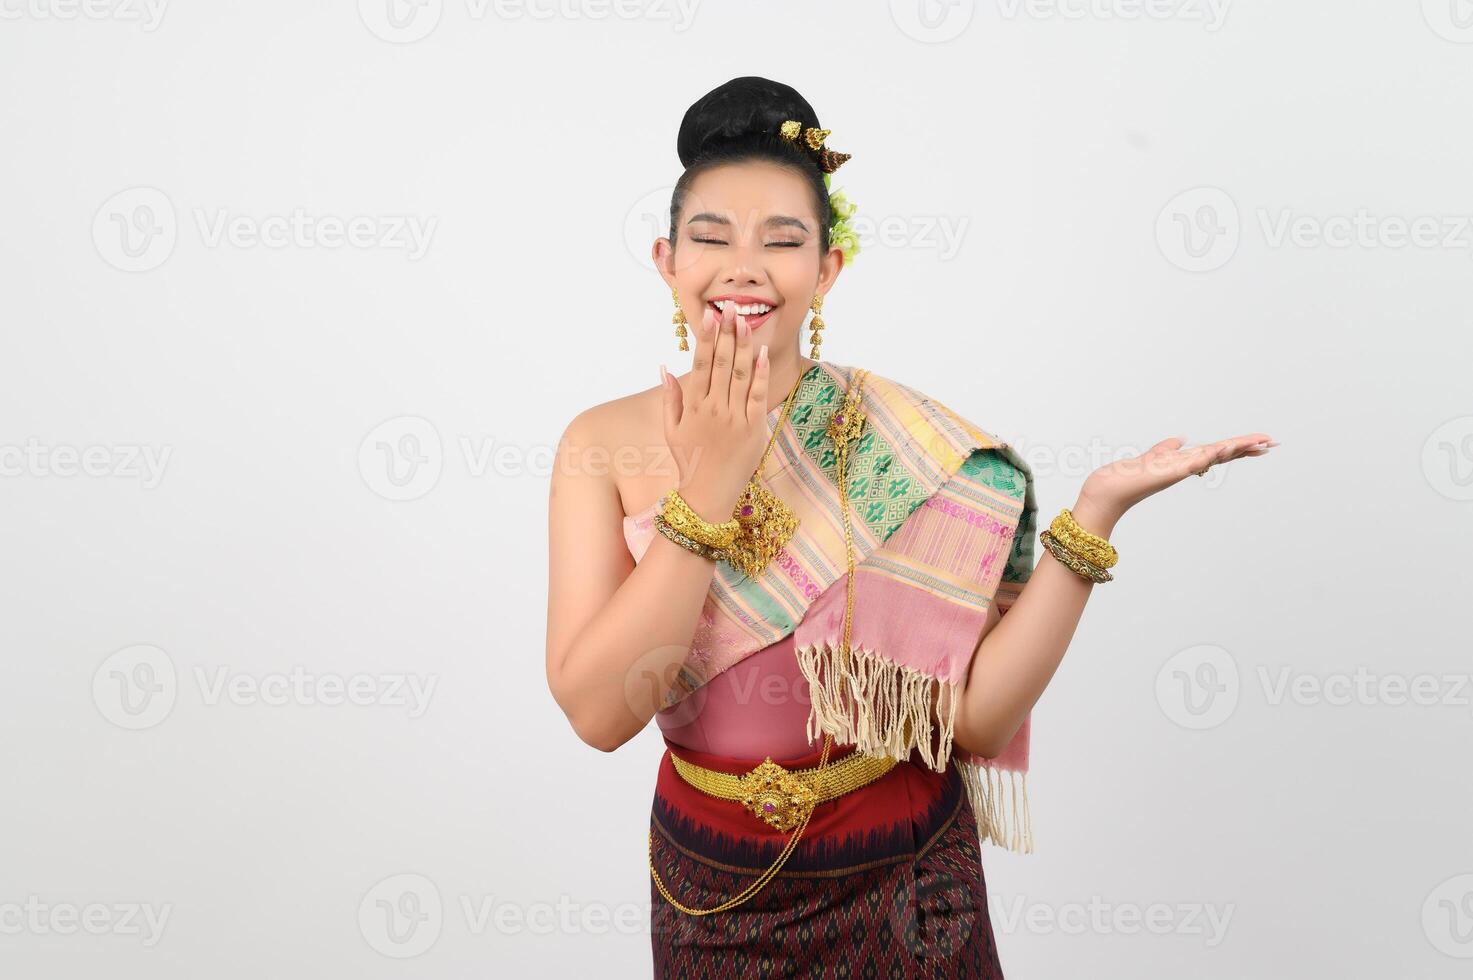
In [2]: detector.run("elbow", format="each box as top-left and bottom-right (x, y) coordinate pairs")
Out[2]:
(546, 657), (641, 753)
(555, 691), (637, 753)
(569, 712), (636, 753)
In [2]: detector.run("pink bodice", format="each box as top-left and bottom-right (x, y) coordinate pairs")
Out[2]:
(623, 501), (818, 759)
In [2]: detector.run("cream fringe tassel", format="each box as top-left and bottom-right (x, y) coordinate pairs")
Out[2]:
(795, 641), (960, 773)
(796, 641), (1035, 855)
(957, 760), (1034, 855)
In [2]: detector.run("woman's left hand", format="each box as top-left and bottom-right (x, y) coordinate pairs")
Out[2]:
(1074, 433), (1278, 531)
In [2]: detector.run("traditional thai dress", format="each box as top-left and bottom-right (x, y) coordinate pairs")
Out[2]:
(623, 360), (1038, 978)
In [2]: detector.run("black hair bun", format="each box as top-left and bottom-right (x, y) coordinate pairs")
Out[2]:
(676, 76), (822, 169)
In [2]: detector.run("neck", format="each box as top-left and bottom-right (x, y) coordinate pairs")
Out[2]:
(767, 350), (818, 413)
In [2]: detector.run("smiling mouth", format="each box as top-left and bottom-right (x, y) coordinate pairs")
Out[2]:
(708, 299), (778, 328)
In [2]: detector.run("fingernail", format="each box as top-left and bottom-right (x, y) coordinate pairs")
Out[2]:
(659, 364), (668, 385)
(737, 314), (748, 334)
(759, 344), (768, 363)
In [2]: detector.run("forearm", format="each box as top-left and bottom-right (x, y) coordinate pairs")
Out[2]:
(552, 487), (736, 751)
(953, 495), (1119, 757)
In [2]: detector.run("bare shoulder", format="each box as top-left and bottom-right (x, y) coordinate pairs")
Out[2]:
(555, 381), (668, 517)
(561, 381), (662, 450)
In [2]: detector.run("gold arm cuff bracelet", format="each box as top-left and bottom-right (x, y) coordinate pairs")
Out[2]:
(1039, 529), (1114, 583)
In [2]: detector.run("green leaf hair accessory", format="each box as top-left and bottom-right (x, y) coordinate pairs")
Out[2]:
(823, 172), (861, 266)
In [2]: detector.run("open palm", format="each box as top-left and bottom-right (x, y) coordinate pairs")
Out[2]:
(1082, 433), (1276, 516)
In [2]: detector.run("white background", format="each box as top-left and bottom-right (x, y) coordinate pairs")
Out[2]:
(2, 1), (1470, 977)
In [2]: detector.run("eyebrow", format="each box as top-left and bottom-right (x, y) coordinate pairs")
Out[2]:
(685, 212), (812, 233)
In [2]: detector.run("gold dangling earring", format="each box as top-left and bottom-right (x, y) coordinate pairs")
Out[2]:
(808, 294), (825, 359)
(671, 288), (690, 351)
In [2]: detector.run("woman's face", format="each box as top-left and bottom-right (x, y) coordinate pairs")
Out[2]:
(654, 160), (842, 358)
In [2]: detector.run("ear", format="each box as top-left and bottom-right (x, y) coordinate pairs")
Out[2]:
(815, 242), (844, 296)
(652, 237), (676, 290)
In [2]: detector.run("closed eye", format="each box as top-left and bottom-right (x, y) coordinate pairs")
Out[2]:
(691, 237), (804, 248)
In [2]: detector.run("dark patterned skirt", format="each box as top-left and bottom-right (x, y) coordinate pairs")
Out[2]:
(649, 735), (1006, 978)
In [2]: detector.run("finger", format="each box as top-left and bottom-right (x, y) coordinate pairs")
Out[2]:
(708, 300), (737, 408)
(1209, 435), (1272, 462)
(1148, 436), (1188, 455)
(1173, 442), (1223, 477)
(729, 312), (755, 413)
(687, 303), (716, 400)
(746, 341), (771, 426)
(659, 363), (682, 440)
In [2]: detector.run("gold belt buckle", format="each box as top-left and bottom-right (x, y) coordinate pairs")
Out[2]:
(738, 758), (818, 832)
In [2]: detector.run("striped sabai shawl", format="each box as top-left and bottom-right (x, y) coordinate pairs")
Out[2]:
(657, 359), (1039, 854)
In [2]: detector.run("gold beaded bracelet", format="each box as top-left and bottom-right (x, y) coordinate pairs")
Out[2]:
(658, 489), (740, 550)
(1039, 529), (1113, 583)
(1048, 509), (1118, 569)
(653, 514), (728, 562)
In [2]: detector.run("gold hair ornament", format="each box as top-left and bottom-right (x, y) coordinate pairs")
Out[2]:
(778, 119), (851, 174)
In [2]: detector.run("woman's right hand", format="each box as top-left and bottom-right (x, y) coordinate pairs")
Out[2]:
(659, 298), (772, 522)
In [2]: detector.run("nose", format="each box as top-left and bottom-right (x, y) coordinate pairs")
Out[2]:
(719, 240), (766, 288)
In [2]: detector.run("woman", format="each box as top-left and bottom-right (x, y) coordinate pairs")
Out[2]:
(545, 76), (1275, 978)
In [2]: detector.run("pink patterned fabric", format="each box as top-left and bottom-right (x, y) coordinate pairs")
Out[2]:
(623, 361), (1040, 853)
(629, 510), (1029, 771)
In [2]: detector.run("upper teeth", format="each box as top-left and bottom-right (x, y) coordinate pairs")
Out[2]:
(713, 300), (773, 315)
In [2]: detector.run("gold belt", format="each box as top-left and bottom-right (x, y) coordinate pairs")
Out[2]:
(669, 749), (898, 833)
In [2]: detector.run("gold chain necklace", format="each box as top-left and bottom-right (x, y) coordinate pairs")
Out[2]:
(721, 363), (810, 578)
(649, 367), (870, 916)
